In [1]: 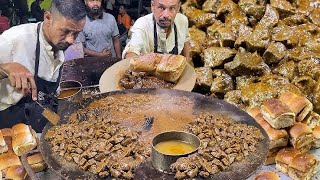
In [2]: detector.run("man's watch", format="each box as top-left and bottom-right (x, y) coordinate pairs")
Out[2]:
(0, 66), (9, 80)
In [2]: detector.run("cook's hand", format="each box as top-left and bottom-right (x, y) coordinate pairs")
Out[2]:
(99, 49), (112, 58)
(1, 63), (37, 100)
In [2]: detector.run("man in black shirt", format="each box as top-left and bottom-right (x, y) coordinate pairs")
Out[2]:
(31, 0), (44, 21)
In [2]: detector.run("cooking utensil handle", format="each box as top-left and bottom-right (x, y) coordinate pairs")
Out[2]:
(21, 149), (41, 180)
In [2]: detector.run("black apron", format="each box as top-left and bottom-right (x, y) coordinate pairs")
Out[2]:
(0, 23), (62, 132)
(153, 19), (178, 55)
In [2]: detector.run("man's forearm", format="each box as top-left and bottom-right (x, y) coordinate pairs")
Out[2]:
(124, 52), (138, 59)
(182, 41), (191, 64)
(113, 36), (122, 59)
(83, 48), (100, 57)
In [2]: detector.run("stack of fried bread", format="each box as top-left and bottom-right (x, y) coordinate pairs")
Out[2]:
(261, 98), (295, 129)
(129, 53), (187, 82)
(247, 91), (320, 179)
(276, 148), (319, 180)
(12, 123), (37, 156)
(0, 124), (46, 179)
(248, 107), (289, 165)
(289, 123), (315, 153)
(279, 92), (313, 122)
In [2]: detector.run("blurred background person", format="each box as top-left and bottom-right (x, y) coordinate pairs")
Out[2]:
(117, 4), (131, 47)
(31, 0), (44, 21)
(77, 0), (121, 59)
(0, 10), (9, 34)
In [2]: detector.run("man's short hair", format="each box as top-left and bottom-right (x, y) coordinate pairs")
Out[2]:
(119, 4), (127, 10)
(50, 0), (87, 21)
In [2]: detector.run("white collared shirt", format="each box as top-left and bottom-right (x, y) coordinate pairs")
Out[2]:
(122, 13), (190, 58)
(0, 23), (64, 111)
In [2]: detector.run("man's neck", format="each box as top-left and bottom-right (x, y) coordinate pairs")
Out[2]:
(42, 24), (59, 54)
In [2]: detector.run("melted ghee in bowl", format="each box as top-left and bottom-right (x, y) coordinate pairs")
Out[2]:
(58, 89), (79, 99)
(155, 140), (197, 155)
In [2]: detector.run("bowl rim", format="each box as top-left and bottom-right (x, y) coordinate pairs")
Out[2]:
(58, 80), (82, 100)
(151, 130), (200, 156)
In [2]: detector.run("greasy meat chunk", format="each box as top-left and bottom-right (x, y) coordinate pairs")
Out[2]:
(298, 60), (320, 81)
(210, 70), (234, 94)
(171, 113), (264, 178)
(246, 24), (272, 51)
(241, 82), (277, 107)
(224, 90), (246, 109)
(310, 8), (320, 26)
(235, 24), (253, 49)
(224, 50), (270, 76)
(236, 75), (259, 90)
(202, 0), (220, 13)
(272, 60), (296, 80)
(313, 79), (320, 114)
(293, 76), (317, 96)
(270, 0), (294, 16)
(45, 118), (149, 179)
(202, 47), (236, 68)
(263, 42), (287, 65)
(239, 0), (266, 20)
(184, 6), (216, 28)
(195, 67), (214, 88)
(189, 27), (207, 57)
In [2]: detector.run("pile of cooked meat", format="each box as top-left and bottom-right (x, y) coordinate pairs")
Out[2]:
(186, 0), (320, 112)
(120, 70), (175, 89)
(46, 94), (264, 179)
(170, 113), (265, 179)
(45, 118), (150, 179)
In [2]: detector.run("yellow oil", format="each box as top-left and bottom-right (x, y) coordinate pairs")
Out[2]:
(58, 89), (79, 99)
(155, 140), (196, 155)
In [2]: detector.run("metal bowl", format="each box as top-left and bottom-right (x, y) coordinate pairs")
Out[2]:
(57, 80), (82, 113)
(151, 131), (200, 174)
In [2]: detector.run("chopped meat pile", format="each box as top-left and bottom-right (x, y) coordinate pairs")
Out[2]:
(45, 118), (150, 179)
(170, 113), (265, 179)
(46, 94), (264, 179)
(119, 70), (175, 89)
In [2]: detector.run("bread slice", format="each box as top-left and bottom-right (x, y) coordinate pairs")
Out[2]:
(0, 152), (21, 171)
(12, 132), (37, 156)
(279, 91), (313, 122)
(288, 154), (319, 180)
(289, 123), (315, 149)
(255, 171), (280, 180)
(0, 131), (8, 154)
(312, 125), (320, 148)
(12, 124), (37, 156)
(275, 148), (301, 174)
(155, 54), (187, 82)
(129, 53), (162, 72)
(261, 98), (295, 129)
(248, 107), (289, 149)
(302, 111), (320, 129)
(265, 147), (281, 165)
(5, 165), (27, 180)
(1, 128), (12, 137)
(27, 153), (47, 172)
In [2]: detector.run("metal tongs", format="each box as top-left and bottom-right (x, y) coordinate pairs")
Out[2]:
(0, 66), (9, 79)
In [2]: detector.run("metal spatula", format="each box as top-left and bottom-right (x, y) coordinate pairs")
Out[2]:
(37, 91), (60, 125)
(35, 101), (60, 125)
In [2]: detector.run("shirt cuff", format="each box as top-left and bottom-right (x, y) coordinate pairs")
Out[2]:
(122, 45), (141, 59)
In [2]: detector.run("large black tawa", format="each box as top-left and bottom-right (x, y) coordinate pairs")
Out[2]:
(39, 89), (269, 180)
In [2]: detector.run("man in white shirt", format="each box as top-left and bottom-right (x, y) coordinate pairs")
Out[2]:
(122, 0), (191, 63)
(0, 0), (86, 132)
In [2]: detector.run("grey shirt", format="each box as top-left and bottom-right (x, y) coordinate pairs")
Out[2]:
(77, 12), (119, 57)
